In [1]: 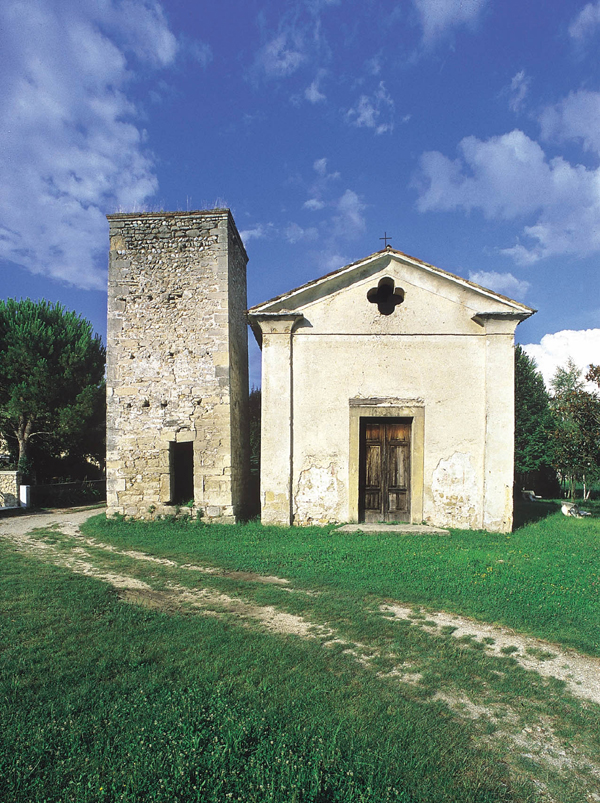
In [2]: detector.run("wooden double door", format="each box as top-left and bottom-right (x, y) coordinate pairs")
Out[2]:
(359, 418), (411, 522)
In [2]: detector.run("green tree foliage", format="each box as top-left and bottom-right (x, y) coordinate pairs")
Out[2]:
(551, 357), (585, 396)
(247, 387), (261, 517)
(248, 387), (261, 476)
(550, 359), (600, 499)
(514, 345), (555, 476)
(0, 299), (106, 481)
(588, 364), (600, 389)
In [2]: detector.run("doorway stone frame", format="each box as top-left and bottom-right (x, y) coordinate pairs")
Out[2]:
(348, 398), (424, 524)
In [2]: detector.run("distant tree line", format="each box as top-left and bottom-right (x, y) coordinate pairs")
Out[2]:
(515, 346), (600, 500)
(0, 298), (105, 484)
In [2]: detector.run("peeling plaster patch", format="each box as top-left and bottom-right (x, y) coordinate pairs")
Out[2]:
(294, 462), (341, 525)
(431, 452), (478, 528)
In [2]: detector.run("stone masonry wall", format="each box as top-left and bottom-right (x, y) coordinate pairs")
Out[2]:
(106, 209), (249, 520)
(0, 471), (20, 507)
(226, 223), (250, 516)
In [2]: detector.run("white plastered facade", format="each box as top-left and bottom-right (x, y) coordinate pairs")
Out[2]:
(249, 248), (534, 533)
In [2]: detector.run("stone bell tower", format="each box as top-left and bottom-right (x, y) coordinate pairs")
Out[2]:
(106, 209), (249, 521)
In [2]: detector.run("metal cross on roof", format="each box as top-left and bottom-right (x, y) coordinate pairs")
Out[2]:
(380, 232), (392, 248)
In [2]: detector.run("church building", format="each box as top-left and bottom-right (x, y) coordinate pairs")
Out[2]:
(249, 246), (534, 533)
(105, 207), (534, 533)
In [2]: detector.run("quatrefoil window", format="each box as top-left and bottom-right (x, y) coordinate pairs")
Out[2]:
(367, 277), (405, 316)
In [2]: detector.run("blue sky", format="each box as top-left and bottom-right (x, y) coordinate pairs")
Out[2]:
(1, 0), (600, 387)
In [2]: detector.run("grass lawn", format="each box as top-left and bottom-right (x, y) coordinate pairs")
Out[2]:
(83, 505), (600, 656)
(1, 547), (529, 803)
(1, 507), (599, 802)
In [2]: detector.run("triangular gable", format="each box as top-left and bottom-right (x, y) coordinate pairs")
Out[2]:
(248, 246), (535, 316)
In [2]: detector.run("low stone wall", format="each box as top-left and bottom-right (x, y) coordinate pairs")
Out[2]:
(0, 471), (20, 507)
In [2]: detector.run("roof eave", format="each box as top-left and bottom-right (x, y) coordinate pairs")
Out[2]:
(247, 311), (304, 349)
(472, 310), (536, 326)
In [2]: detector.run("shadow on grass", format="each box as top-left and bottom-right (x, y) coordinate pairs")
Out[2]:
(513, 498), (561, 530)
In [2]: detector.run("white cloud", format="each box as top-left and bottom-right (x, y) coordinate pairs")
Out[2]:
(365, 54), (382, 76)
(468, 271), (530, 300)
(346, 82), (394, 134)
(111, 0), (178, 67)
(284, 222), (319, 243)
(415, 129), (600, 263)
(0, 0), (201, 290)
(318, 251), (350, 272)
(413, 0), (488, 45)
(306, 0), (341, 10)
(314, 157), (329, 176)
(239, 223), (274, 242)
(289, 162), (365, 261)
(254, 32), (305, 79)
(521, 329), (600, 390)
(508, 70), (531, 113)
(305, 72), (326, 103)
(304, 198), (326, 211)
(333, 190), (366, 237)
(569, 1), (600, 42)
(540, 89), (600, 154)
(417, 130), (548, 218)
(305, 81), (326, 103)
(241, 221), (318, 245)
(303, 158), (339, 210)
(187, 40), (213, 68)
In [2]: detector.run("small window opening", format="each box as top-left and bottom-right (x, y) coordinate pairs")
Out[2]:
(367, 277), (405, 316)
(170, 442), (194, 504)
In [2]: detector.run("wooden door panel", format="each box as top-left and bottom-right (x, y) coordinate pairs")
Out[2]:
(365, 444), (381, 487)
(388, 442), (409, 489)
(359, 418), (411, 523)
(387, 422), (410, 442)
(388, 490), (409, 515)
(364, 421), (382, 441)
(364, 492), (380, 515)
(364, 439), (381, 521)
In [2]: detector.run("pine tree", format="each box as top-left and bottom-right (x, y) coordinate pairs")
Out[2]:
(0, 299), (105, 481)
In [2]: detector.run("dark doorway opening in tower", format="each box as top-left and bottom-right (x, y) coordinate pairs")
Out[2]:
(170, 442), (194, 504)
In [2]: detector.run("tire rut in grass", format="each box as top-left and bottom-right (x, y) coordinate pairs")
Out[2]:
(3, 511), (600, 704)
(2, 509), (600, 802)
(381, 603), (600, 707)
(2, 511), (600, 705)
(0, 513), (330, 639)
(379, 604), (600, 801)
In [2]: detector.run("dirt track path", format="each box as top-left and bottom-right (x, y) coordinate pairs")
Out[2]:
(2, 507), (600, 801)
(2, 507), (599, 706)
